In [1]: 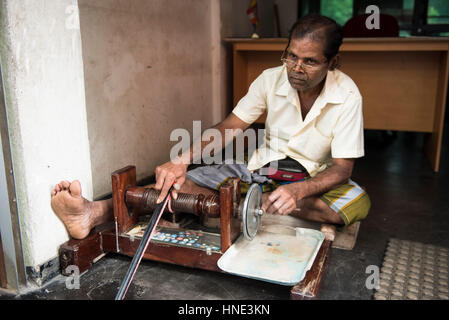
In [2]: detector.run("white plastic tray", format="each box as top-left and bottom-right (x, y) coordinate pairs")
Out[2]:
(217, 227), (324, 286)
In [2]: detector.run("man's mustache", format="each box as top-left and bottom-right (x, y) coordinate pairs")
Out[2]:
(289, 73), (308, 81)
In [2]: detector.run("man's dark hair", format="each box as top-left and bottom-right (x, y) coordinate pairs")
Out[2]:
(287, 14), (343, 61)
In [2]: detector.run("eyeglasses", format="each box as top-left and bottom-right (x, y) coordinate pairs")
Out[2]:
(281, 50), (328, 71)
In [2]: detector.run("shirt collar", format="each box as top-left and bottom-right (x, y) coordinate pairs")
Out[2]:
(321, 70), (346, 104)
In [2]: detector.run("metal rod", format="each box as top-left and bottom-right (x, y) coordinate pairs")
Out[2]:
(114, 217), (120, 253)
(115, 187), (172, 300)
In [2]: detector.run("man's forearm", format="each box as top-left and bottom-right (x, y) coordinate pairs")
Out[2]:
(293, 163), (352, 200)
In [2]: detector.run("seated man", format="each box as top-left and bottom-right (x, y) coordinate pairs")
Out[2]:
(51, 14), (370, 240)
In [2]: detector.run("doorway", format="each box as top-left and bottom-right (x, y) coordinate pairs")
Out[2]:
(0, 233), (7, 288)
(0, 62), (27, 292)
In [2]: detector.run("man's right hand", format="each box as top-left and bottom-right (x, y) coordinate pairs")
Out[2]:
(154, 159), (188, 203)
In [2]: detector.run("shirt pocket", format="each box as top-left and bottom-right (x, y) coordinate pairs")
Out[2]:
(302, 126), (332, 162)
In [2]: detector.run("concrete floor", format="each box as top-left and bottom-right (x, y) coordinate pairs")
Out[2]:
(1, 126), (449, 300)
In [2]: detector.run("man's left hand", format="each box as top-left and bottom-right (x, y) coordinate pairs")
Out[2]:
(262, 183), (300, 215)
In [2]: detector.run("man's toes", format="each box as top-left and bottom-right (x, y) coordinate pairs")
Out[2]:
(69, 180), (82, 197)
(61, 180), (71, 189)
(53, 184), (62, 194)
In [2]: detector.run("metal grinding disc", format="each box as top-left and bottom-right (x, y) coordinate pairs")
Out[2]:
(242, 183), (263, 241)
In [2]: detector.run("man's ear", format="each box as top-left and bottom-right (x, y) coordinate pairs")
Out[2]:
(329, 54), (340, 71)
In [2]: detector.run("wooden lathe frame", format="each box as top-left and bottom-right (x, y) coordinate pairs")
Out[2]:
(58, 165), (332, 299)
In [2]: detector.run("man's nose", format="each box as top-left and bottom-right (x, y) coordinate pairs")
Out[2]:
(292, 65), (305, 74)
(292, 61), (304, 72)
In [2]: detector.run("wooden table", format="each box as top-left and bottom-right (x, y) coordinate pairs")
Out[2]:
(225, 37), (449, 172)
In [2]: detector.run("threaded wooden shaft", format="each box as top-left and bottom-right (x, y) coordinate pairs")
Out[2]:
(125, 187), (220, 217)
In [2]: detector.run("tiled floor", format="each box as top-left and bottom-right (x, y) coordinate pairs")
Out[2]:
(2, 123), (449, 300)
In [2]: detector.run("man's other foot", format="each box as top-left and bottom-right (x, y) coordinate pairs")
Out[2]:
(51, 180), (94, 239)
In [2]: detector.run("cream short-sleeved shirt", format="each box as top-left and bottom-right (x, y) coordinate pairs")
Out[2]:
(232, 65), (364, 177)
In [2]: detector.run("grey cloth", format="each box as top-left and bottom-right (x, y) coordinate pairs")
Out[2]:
(186, 163), (271, 190)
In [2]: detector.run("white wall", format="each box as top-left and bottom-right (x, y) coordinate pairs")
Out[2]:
(0, 0), (93, 267)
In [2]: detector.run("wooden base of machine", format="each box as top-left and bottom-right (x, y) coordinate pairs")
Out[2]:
(58, 165), (331, 299)
(290, 239), (332, 300)
(102, 230), (222, 272)
(59, 223), (113, 276)
(59, 222), (331, 299)
(59, 231), (103, 276)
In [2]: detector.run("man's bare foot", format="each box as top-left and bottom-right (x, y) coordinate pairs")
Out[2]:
(51, 180), (96, 239)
